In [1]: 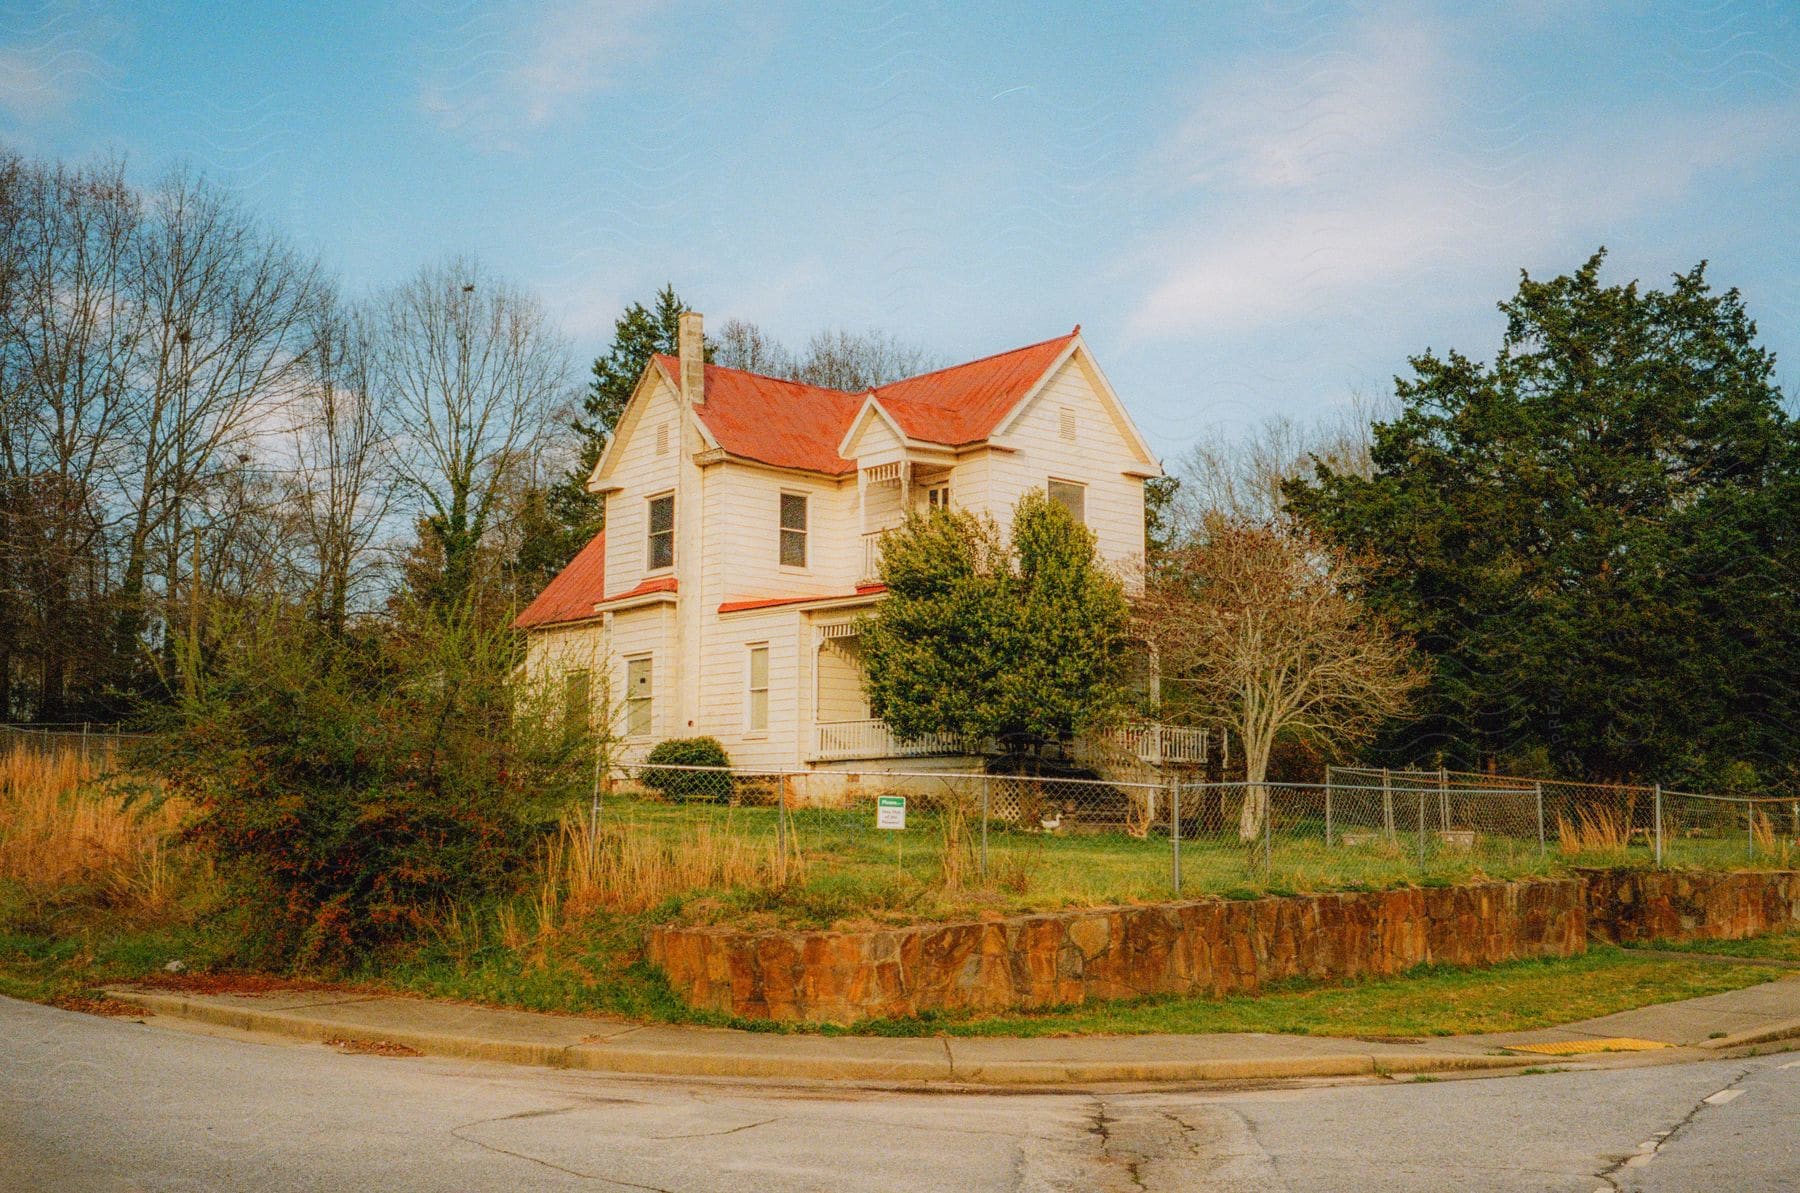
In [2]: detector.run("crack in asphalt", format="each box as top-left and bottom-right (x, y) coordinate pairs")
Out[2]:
(648, 1116), (780, 1140)
(1592, 1064), (1756, 1189)
(448, 1106), (678, 1191)
(1087, 1097), (1146, 1191)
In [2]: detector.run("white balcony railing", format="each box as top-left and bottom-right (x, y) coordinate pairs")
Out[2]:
(860, 532), (885, 583)
(1104, 722), (1209, 765)
(810, 719), (966, 762)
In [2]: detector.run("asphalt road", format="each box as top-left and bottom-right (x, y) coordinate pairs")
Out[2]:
(2, 996), (1795, 1192)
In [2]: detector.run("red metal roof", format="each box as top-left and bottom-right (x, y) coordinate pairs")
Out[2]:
(601, 576), (677, 606)
(716, 583), (886, 615)
(656, 329), (1079, 474)
(869, 331), (1077, 446)
(513, 532), (606, 629)
(654, 355), (864, 474)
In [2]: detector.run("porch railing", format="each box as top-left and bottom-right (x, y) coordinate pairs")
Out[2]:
(811, 718), (966, 762)
(1104, 721), (1209, 765)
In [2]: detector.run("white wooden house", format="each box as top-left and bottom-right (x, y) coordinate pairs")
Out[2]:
(516, 313), (1200, 771)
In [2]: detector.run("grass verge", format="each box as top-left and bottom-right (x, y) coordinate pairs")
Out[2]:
(839, 946), (1788, 1038)
(1626, 927), (1800, 963)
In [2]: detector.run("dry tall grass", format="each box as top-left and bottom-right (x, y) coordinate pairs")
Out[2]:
(537, 812), (796, 929)
(0, 745), (186, 911)
(1556, 804), (1632, 855)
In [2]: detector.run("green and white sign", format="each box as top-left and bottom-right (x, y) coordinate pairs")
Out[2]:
(876, 795), (907, 830)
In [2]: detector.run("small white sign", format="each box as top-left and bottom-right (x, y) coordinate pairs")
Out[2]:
(876, 795), (907, 830)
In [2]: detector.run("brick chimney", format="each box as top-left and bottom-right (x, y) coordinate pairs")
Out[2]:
(678, 310), (704, 406)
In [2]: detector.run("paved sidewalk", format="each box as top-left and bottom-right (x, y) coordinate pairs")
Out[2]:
(105, 973), (1800, 1087)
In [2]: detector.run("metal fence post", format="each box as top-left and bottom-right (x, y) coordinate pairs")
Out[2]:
(1382, 766), (1395, 843)
(979, 776), (989, 883)
(1417, 787), (1427, 870)
(1170, 775), (1182, 897)
(1653, 783), (1663, 867)
(1263, 785), (1274, 875)
(777, 772), (788, 866)
(1324, 771), (1334, 849)
(1535, 781), (1545, 860)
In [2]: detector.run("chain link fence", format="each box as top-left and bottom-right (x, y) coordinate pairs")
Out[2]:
(1, 723), (147, 769)
(589, 762), (1745, 907)
(1329, 766), (1799, 872)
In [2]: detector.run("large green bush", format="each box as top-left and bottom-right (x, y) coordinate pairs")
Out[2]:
(141, 601), (590, 969)
(642, 737), (732, 803)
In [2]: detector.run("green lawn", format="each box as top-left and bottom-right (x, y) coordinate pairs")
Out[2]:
(1629, 926), (1800, 963)
(844, 946), (1789, 1038)
(586, 793), (1780, 929)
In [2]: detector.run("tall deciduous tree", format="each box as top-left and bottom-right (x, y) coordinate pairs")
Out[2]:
(286, 294), (388, 637)
(1284, 251), (1800, 787)
(861, 492), (1131, 756)
(1139, 517), (1424, 839)
(375, 255), (569, 611)
(550, 284), (692, 544)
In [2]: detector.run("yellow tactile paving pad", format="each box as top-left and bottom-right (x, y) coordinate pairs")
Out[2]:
(1508, 1037), (1671, 1055)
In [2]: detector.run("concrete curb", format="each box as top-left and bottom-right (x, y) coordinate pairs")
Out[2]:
(104, 989), (1535, 1087)
(1695, 1016), (1800, 1052)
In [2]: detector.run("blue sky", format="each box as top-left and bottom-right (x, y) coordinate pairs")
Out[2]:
(3, 1), (1796, 458)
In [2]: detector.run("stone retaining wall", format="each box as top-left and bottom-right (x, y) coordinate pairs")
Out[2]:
(1580, 868), (1800, 944)
(650, 879), (1587, 1024)
(649, 869), (1799, 1024)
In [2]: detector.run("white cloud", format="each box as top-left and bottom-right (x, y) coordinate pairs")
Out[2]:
(1161, 15), (1445, 194)
(1130, 12), (1800, 339)
(419, 0), (666, 150)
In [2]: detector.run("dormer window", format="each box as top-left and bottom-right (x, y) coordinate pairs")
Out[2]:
(646, 493), (675, 570)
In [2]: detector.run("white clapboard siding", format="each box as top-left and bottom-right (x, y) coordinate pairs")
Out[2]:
(602, 376), (683, 596)
(987, 356), (1147, 575)
(610, 604), (674, 744)
(695, 606), (803, 769)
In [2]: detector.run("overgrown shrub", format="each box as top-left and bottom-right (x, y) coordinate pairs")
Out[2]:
(140, 600), (591, 969)
(642, 737), (732, 803)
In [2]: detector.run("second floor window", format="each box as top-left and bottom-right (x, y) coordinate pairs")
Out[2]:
(646, 493), (674, 570)
(779, 492), (807, 567)
(1047, 478), (1087, 525)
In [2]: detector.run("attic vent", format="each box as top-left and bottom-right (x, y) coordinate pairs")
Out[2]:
(1059, 406), (1076, 441)
(656, 422), (670, 456)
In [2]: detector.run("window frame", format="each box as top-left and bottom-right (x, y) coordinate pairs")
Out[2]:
(624, 654), (654, 739)
(744, 643), (770, 737)
(562, 668), (591, 739)
(926, 482), (951, 511)
(645, 492), (675, 572)
(778, 491), (808, 569)
(1047, 477), (1087, 525)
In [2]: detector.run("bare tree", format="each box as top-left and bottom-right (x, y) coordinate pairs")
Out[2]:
(286, 295), (389, 635)
(0, 154), (141, 718)
(373, 255), (569, 608)
(793, 326), (937, 390)
(710, 317), (794, 376)
(112, 165), (321, 684)
(709, 319), (937, 391)
(1172, 391), (1389, 531)
(1139, 516), (1425, 840)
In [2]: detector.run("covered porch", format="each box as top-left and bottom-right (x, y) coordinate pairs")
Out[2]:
(805, 617), (1209, 766)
